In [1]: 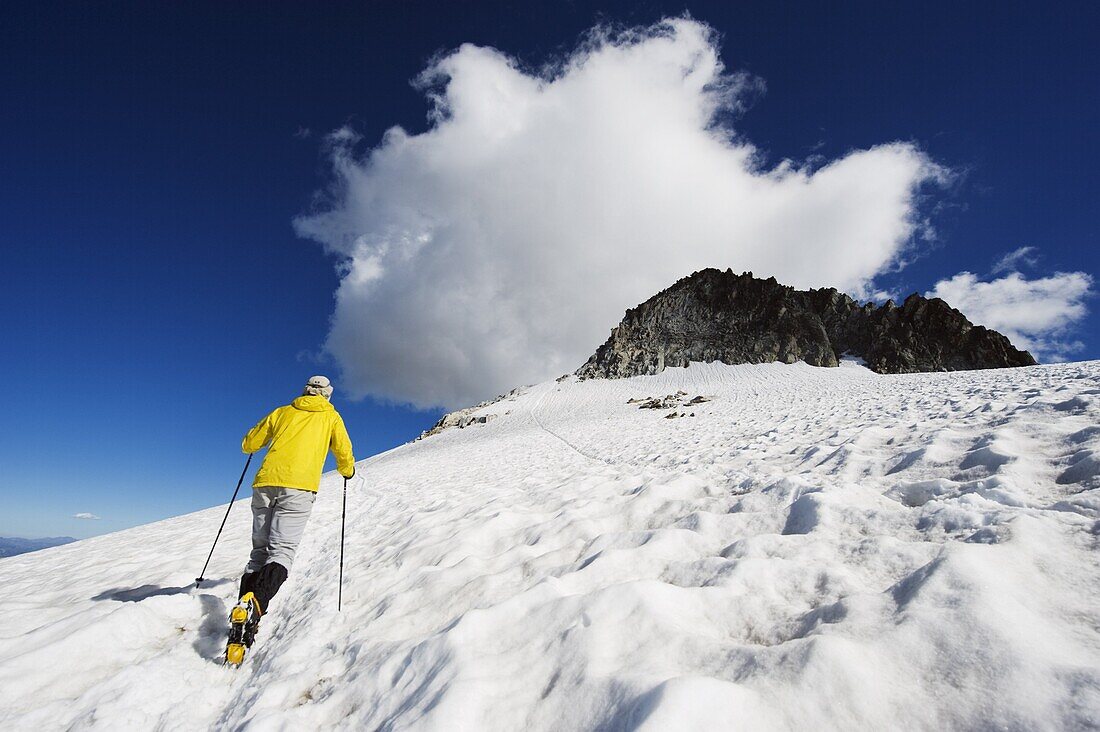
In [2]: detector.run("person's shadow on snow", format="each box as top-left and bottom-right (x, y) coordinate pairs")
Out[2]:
(92, 578), (232, 602)
(90, 580), (233, 663)
(193, 592), (231, 662)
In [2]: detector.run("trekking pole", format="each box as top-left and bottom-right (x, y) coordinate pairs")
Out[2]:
(194, 453), (253, 588)
(339, 476), (348, 611)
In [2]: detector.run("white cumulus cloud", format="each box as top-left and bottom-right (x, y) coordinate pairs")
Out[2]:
(296, 18), (947, 409)
(73, 512), (101, 520)
(928, 270), (1093, 361)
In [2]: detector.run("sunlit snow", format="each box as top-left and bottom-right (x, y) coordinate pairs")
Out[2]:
(2, 360), (1099, 729)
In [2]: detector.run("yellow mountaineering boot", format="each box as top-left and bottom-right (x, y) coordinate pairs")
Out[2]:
(225, 592), (262, 667)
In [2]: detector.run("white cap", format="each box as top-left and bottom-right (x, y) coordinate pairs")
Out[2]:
(303, 375), (334, 400)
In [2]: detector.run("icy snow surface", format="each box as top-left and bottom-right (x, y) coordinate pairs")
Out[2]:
(2, 361), (1100, 730)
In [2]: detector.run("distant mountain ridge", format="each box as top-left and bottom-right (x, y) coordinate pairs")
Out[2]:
(578, 268), (1037, 379)
(0, 536), (76, 558)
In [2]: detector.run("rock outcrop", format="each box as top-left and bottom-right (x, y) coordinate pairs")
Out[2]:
(577, 269), (1037, 379)
(417, 387), (525, 440)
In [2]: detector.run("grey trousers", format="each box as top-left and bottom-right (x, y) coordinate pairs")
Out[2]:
(246, 486), (317, 573)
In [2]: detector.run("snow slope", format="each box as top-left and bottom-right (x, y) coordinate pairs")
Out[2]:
(2, 361), (1099, 730)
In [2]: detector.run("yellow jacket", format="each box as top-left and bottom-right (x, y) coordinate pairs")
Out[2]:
(242, 395), (355, 492)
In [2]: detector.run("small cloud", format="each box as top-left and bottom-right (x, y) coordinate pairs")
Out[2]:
(991, 246), (1039, 274)
(928, 268), (1094, 361)
(294, 126), (312, 139)
(73, 512), (101, 520)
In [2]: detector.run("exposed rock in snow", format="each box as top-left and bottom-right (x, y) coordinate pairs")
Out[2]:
(1, 360), (1098, 729)
(418, 388), (524, 439)
(420, 410), (498, 438)
(577, 268), (1037, 379)
(630, 392), (710, 412)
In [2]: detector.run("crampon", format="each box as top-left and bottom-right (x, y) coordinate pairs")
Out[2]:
(224, 591), (262, 667)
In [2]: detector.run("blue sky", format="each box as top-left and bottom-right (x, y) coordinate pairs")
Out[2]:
(1, 1), (1096, 539)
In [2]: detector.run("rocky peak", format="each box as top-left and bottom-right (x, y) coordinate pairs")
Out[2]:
(576, 268), (1036, 379)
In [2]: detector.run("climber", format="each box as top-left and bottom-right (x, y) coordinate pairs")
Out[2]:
(225, 375), (355, 665)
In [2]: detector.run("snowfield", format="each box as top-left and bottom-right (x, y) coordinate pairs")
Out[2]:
(2, 361), (1100, 730)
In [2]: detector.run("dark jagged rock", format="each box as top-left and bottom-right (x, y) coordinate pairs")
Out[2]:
(577, 269), (1037, 379)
